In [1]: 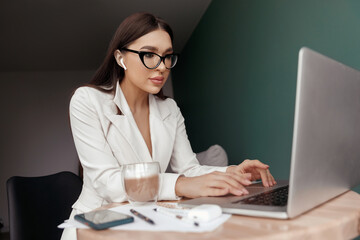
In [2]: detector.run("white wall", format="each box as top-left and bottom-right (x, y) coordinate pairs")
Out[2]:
(0, 71), (94, 231)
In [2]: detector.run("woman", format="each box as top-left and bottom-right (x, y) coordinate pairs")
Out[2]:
(61, 12), (276, 239)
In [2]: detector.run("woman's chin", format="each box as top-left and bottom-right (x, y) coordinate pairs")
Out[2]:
(147, 85), (163, 95)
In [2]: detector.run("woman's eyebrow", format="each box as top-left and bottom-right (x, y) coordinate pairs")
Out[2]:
(164, 47), (174, 53)
(140, 46), (158, 51)
(140, 46), (173, 53)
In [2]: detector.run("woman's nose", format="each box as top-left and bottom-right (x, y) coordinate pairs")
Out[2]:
(156, 60), (167, 72)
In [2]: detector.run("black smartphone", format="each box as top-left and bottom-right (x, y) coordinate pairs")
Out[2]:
(74, 209), (134, 230)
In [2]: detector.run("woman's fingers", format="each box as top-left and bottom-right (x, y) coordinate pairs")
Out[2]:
(230, 172), (252, 186)
(207, 180), (244, 196)
(205, 187), (230, 197)
(207, 181), (247, 196)
(265, 169), (276, 186)
(206, 172), (250, 196)
(243, 159), (269, 170)
(268, 169), (277, 185)
(211, 172), (249, 193)
(259, 169), (270, 187)
(236, 159), (277, 187)
(258, 168), (277, 187)
(214, 171), (252, 185)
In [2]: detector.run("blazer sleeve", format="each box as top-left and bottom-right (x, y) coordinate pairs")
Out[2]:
(169, 101), (228, 177)
(69, 88), (126, 203)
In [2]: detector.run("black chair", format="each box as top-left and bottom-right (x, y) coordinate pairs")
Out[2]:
(7, 171), (82, 240)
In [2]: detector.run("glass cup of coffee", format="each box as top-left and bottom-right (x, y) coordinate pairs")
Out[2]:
(122, 162), (160, 206)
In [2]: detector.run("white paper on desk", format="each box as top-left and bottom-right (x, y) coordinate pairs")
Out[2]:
(58, 203), (231, 233)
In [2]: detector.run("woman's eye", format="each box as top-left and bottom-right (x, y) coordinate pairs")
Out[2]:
(144, 53), (155, 58)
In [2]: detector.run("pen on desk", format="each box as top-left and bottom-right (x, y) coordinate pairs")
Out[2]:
(153, 207), (199, 227)
(130, 209), (155, 225)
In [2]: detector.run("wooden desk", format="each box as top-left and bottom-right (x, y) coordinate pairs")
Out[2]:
(77, 191), (360, 240)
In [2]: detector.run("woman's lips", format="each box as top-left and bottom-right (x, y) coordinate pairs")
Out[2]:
(149, 76), (164, 84)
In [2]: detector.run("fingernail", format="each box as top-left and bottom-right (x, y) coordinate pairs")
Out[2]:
(245, 180), (252, 185)
(242, 189), (249, 194)
(236, 190), (243, 195)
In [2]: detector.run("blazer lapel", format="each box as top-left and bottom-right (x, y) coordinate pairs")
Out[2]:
(105, 84), (153, 163)
(149, 95), (177, 172)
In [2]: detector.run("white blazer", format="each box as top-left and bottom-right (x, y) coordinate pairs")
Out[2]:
(69, 83), (227, 213)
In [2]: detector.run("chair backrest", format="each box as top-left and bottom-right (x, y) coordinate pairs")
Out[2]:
(7, 171), (82, 240)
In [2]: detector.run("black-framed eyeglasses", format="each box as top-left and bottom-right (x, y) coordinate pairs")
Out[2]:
(121, 48), (179, 69)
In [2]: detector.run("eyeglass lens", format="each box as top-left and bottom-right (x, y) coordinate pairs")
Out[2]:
(142, 53), (177, 69)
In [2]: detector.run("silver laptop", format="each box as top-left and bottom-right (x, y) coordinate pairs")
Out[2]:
(180, 47), (360, 219)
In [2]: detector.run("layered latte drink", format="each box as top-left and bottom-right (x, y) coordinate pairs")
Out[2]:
(122, 162), (160, 205)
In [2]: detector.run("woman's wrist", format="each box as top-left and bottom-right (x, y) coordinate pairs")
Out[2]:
(175, 175), (186, 197)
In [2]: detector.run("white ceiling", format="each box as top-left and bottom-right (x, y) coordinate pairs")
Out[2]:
(0, 0), (211, 72)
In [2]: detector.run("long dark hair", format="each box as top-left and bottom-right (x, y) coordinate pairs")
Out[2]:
(87, 12), (174, 100)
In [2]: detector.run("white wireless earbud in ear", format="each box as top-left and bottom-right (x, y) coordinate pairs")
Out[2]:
(120, 58), (127, 70)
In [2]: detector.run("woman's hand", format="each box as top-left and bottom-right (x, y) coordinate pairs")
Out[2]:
(226, 159), (276, 187)
(175, 171), (252, 198)
(175, 159), (276, 199)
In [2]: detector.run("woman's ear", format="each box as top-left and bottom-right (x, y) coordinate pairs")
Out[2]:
(114, 50), (127, 70)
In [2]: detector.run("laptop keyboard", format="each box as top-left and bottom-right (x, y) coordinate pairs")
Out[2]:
(233, 185), (289, 206)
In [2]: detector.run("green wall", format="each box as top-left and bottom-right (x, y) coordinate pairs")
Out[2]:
(172, 0), (360, 193)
